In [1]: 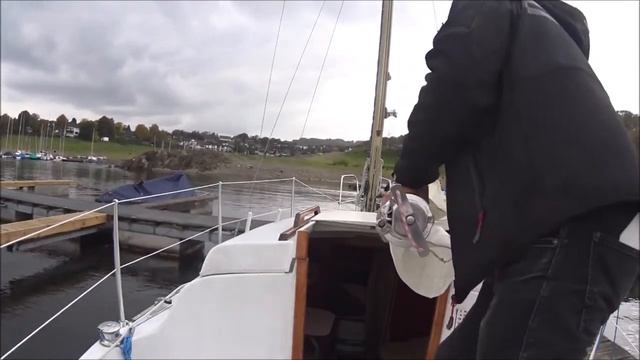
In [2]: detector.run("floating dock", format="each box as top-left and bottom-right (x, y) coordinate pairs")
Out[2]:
(1, 212), (107, 247)
(0, 179), (75, 190)
(0, 188), (270, 254)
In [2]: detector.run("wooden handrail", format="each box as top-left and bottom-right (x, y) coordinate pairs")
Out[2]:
(278, 206), (320, 241)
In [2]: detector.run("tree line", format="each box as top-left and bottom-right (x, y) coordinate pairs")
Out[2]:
(0, 110), (173, 147)
(0, 109), (362, 154)
(3, 109), (636, 154)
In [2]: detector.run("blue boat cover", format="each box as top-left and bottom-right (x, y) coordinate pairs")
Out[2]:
(96, 173), (196, 203)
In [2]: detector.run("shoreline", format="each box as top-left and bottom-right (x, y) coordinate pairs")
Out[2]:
(145, 159), (361, 189)
(119, 150), (375, 188)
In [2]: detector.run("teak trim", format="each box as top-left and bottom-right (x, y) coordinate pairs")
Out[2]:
(279, 206), (320, 241)
(425, 286), (451, 360)
(291, 230), (310, 359)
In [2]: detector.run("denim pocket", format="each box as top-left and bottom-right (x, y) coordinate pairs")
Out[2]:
(578, 232), (640, 339)
(500, 237), (561, 283)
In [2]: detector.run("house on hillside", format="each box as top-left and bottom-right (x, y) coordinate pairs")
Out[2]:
(179, 139), (201, 150)
(65, 127), (80, 137)
(217, 134), (233, 152)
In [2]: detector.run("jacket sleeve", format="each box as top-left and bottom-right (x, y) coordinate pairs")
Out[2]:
(394, 1), (513, 188)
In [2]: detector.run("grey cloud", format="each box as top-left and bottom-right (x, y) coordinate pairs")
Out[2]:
(1, 0), (385, 139)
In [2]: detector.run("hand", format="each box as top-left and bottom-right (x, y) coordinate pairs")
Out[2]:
(381, 185), (429, 205)
(400, 185), (429, 203)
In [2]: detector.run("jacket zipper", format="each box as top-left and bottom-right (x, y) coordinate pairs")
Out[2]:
(469, 156), (485, 244)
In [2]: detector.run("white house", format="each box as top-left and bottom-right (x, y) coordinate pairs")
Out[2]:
(65, 127), (80, 137)
(218, 134), (233, 152)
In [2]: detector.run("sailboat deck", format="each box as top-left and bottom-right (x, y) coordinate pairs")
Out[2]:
(592, 338), (638, 360)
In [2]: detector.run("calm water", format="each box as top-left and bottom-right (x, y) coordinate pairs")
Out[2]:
(0, 159), (349, 359)
(1, 159), (637, 358)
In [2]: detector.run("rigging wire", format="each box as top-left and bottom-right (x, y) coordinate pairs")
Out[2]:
(299, 0), (344, 140)
(244, 1), (327, 214)
(255, 0), (326, 165)
(258, 1), (286, 138)
(431, 1), (439, 33)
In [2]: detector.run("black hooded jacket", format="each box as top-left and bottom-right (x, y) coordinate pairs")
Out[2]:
(394, 0), (639, 302)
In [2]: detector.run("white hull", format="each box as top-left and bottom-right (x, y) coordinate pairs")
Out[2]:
(82, 210), (457, 359)
(82, 218), (299, 359)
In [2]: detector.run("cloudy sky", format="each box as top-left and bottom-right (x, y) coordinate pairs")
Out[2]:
(1, 1), (638, 140)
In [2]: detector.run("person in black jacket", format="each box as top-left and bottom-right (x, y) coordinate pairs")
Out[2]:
(393, 1), (639, 358)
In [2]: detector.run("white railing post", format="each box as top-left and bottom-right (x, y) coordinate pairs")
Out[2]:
(339, 175), (345, 210)
(112, 200), (126, 324)
(211, 190), (216, 216)
(245, 211), (253, 232)
(217, 181), (223, 244)
(276, 208), (283, 221)
(291, 177), (296, 217)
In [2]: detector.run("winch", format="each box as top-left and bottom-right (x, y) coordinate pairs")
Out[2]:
(377, 183), (454, 298)
(376, 184), (434, 257)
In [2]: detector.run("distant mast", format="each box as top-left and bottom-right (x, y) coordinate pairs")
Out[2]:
(91, 126), (96, 156)
(363, 0), (393, 212)
(3, 115), (11, 151)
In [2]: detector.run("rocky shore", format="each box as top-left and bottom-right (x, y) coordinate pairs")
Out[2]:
(118, 150), (358, 186)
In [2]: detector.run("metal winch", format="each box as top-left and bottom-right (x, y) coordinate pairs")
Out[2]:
(376, 184), (434, 257)
(97, 320), (123, 346)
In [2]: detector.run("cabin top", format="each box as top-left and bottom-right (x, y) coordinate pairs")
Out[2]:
(200, 210), (379, 277)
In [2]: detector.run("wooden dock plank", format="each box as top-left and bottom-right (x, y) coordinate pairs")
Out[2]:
(1, 212), (107, 245)
(0, 179), (74, 188)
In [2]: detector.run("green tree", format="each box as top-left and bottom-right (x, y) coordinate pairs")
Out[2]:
(149, 123), (163, 145)
(55, 114), (69, 132)
(0, 114), (12, 136)
(234, 133), (249, 143)
(160, 130), (170, 141)
(78, 119), (95, 141)
(96, 116), (115, 139)
(149, 124), (160, 137)
(16, 110), (31, 136)
(29, 113), (41, 135)
(114, 122), (125, 139)
(134, 124), (150, 142)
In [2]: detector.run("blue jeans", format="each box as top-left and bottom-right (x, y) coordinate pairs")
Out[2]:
(437, 205), (639, 359)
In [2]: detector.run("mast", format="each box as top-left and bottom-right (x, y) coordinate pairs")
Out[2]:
(49, 122), (55, 152)
(91, 126), (95, 156)
(4, 115), (11, 151)
(16, 113), (23, 152)
(39, 123), (44, 153)
(61, 121), (66, 156)
(363, 0), (393, 212)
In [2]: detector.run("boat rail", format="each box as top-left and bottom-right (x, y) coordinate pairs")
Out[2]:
(338, 174), (360, 209)
(0, 177), (354, 359)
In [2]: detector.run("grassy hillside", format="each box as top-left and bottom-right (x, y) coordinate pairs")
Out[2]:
(1, 135), (151, 160)
(2, 133), (400, 176)
(250, 148), (399, 176)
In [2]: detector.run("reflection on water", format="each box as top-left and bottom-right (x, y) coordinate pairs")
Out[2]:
(1, 159), (137, 194)
(1, 239), (202, 359)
